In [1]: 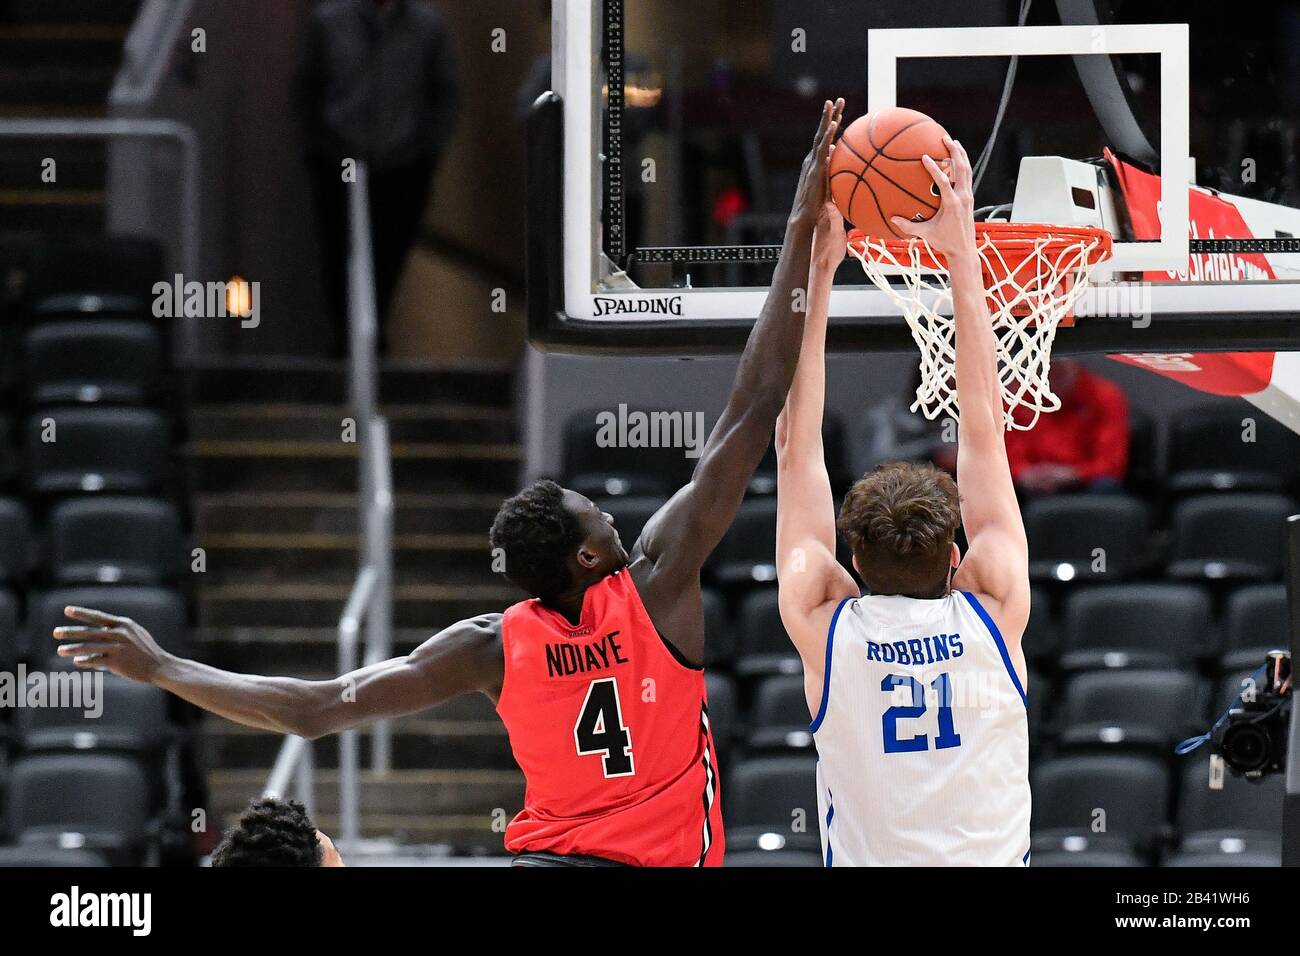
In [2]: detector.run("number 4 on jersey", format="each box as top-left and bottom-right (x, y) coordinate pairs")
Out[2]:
(574, 677), (635, 777)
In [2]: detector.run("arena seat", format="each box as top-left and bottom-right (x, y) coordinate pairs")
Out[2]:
(0, 846), (110, 867)
(724, 754), (821, 853)
(1023, 493), (1152, 583)
(701, 586), (735, 666)
(48, 496), (183, 584)
(703, 672), (737, 760)
(724, 848), (824, 866)
(0, 497), (30, 583)
(24, 235), (165, 317)
(1060, 583), (1215, 670)
(0, 415), (16, 489)
(1221, 584), (1289, 671)
(1032, 754), (1171, 852)
(15, 675), (172, 755)
(1022, 585), (1057, 664)
(27, 585), (188, 663)
(1166, 494), (1295, 582)
(23, 407), (171, 496)
(6, 753), (154, 863)
(1176, 755), (1284, 854)
(591, 494), (665, 557)
(1055, 669), (1206, 751)
(1124, 408), (1160, 495)
(1167, 405), (1300, 494)
(709, 498), (777, 585)
(23, 319), (164, 406)
(1030, 846), (1145, 867)
(749, 412), (848, 495)
(732, 588), (801, 677)
(1163, 847), (1280, 866)
(747, 674), (814, 752)
(0, 588), (17, 669)
(562, 410), (691, 498)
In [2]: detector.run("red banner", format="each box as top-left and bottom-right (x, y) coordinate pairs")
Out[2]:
(1103, 149), (1276, 396)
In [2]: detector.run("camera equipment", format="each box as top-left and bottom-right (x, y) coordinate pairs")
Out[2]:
(1176, 650), (1292, 781)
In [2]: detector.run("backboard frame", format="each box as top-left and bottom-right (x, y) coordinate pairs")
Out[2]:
(528, 0), (1300, 355)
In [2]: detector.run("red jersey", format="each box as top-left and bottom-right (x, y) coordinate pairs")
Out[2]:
(1004, 368), (1130, 483)
(496, 569), (725, 866)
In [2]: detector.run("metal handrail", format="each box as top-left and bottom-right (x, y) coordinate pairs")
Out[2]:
(262, 734), (316, 820)
(258, 158), (393, 850)
(0, 118), (199, 280)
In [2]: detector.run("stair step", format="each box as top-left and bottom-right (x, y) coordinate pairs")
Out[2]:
(190, 403), (514, 444)
(186, 443), (520, 494)
(197, 531), (492, 582)
(197, 582), (515, 628)
(189, 359), (514, 407)
(208, 768), (525, 818)
(200, 715), (515, 771)
(196, 491), (502, 536)
(0, 65), (119, 108)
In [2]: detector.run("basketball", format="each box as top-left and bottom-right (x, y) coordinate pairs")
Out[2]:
(829, 107), (952, 239)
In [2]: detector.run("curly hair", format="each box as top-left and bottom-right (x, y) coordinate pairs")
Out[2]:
(838, 460), (961, 596)
(489, 479), (585, 602)
(210, 797), (323, 867)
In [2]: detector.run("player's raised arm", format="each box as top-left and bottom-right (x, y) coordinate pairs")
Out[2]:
(774, 192), (858, 660)
(637, 98), (843, 578)
(890, 138), (1029, 631)
(54, 606), (503, 740)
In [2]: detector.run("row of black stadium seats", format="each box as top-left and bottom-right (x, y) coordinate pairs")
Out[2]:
(0, 319), (168, 407)
(563, 404), (1300, 499)
(602, 491), (1297, 588)
(0, 495), (184, 586)
(715, 752), (1282, 866)
(707, 664), (1270, 767)
(0, 752), (171, 866)
(683, 580), (1284, 677)
(0, 407), (176, 495)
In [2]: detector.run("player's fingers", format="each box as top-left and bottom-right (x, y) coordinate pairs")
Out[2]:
(945, 136), (973, 190)
(55, 642), (117, 660)
(890, 215), (924, 238)
(53, 626), (124, 643)
(811, 100), (832, 150)
(922, 154), (957, 202)
(64, 605), (125, 627)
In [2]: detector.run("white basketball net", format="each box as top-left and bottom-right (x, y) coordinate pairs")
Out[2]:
(847, 227), (1110, 431)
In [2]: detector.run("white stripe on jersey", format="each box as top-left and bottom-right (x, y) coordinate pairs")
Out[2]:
(811, 591), (1030, 866)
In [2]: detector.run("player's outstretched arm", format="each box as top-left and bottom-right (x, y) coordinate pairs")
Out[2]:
(775, 195), (858, 662)
(54, 606), (503, 740)
(638, 98), (844, 579)
(891, 138), (1029, 632)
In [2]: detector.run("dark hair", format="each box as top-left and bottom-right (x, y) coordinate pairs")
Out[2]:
(838, 461), (961, 596)
(489, 479), (584, 602)
(210, 798), (323, 867)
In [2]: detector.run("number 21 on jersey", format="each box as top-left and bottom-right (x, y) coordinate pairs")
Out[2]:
(881, 672), (962, 754)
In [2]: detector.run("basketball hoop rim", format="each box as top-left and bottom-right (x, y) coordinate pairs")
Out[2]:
(846, 222), (1114, 274)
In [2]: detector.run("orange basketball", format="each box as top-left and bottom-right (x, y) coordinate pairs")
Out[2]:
(829, 107), (951, 240)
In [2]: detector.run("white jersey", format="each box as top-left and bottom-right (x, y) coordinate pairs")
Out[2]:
(810, 591), (1030, 866)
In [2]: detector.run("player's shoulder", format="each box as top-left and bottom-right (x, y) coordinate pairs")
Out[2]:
(958, 588), (1029, 648)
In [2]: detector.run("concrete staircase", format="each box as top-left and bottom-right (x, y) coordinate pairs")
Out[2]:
(0, 0), (143, 236)
(185, 359), (525, 850)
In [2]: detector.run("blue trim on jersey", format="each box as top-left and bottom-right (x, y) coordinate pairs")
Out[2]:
(1023, 848), (1031, 866)
(809, 596), (853, 733)
(960, 591), (1028, 709)
(824, 796), (835, 868)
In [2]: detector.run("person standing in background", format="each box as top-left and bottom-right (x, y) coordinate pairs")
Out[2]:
(295, 0), (460, 357)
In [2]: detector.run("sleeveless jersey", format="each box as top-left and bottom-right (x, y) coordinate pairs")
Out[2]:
(496, 569), (725, 866)
(810, 591), (1030, 866)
